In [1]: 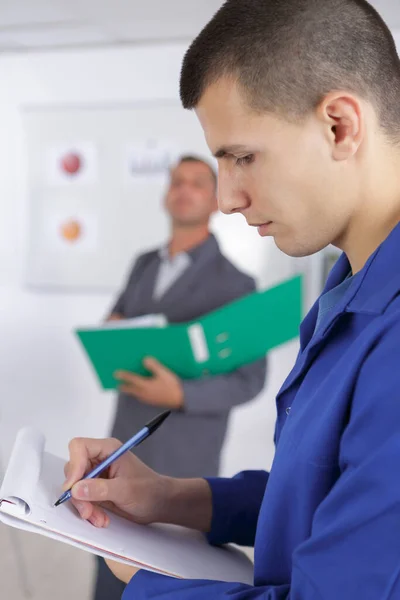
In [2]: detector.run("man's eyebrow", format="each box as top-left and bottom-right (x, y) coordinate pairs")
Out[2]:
(213, 145), (249, 158)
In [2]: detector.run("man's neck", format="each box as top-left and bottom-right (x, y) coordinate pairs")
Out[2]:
(337, 147), (400, 274)
(168, 225), (211, 257)
(340, 210), (400, 274)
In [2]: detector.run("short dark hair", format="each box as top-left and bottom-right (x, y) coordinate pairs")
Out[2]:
(180, 0), (400, 141)
(175, 154), (217, 187)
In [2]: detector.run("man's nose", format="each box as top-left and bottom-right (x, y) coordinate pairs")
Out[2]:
(217, 169), (250, 215)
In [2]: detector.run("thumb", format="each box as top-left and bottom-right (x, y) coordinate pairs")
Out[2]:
(71, 477), (122, 503)
(143, 356), (166, 374)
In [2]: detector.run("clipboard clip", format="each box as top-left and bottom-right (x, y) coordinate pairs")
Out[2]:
(0, 496), (30, 516)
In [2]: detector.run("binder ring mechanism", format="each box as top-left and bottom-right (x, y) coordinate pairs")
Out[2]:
(216, 332), (232, 359)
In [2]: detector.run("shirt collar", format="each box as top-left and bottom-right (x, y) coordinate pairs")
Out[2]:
(159, 234), (219, 263)
(324, 220), (400, 316)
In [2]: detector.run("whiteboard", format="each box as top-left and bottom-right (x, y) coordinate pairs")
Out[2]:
(22, 102), (214, 291)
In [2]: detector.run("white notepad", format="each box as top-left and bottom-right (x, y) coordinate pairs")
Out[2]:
(0, 428), (253, 584)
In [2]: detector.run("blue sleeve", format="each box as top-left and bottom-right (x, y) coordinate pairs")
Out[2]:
(122, 571), (292, 599)
(123, 570), (314, 599)
(122, 318), (400, 599)
(205, 471), (269, 546)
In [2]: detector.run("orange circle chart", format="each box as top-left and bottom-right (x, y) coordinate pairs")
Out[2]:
(60, 152), (83, 175)
(60, 219), (83, 243)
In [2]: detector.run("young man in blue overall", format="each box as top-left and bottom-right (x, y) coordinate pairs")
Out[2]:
(63, 1), (400, 598)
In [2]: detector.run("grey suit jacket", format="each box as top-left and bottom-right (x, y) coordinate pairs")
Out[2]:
(109, 235), (267, 478)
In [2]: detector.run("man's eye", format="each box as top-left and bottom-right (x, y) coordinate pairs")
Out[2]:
(235, 154), (254, 166)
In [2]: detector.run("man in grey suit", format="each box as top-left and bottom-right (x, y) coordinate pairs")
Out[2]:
(93, 155), (266, 600)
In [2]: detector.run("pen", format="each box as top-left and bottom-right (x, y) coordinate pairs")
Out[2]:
(54, 409), (171, 507)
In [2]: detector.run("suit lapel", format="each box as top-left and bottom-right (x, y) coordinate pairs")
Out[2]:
(133, 255), (160, 313)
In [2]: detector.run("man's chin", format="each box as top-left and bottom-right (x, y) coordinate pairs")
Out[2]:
(274, 237), (325, 259)
(172, 217), (207, 228)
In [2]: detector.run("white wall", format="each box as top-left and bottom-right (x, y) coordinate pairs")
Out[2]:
(0, 43), (301, 478)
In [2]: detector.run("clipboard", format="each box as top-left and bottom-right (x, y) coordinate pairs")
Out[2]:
(0, 428), (254, 583)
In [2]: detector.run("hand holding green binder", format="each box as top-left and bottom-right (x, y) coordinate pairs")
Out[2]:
(76, 276), (302, 390)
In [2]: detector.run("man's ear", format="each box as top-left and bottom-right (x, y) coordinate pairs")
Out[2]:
(317, 92), (364, 161)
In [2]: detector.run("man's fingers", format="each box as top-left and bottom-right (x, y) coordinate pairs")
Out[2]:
(71, 499), (93, 520)
(71, 499), (110, 528)
(143, 356), (166, 374)
(88, 506), (110, 528)
(63, 437), (122, 490)
(114, 370), (147, 386)
(71, 476), (124, 505)
(119, 384), (150, 399)
(64, 461), (71, 480)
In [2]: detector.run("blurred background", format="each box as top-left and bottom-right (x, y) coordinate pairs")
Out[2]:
(0, 1), (397, 598)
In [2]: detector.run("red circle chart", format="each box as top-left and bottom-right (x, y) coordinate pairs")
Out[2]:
(60, 152), (83, 175)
